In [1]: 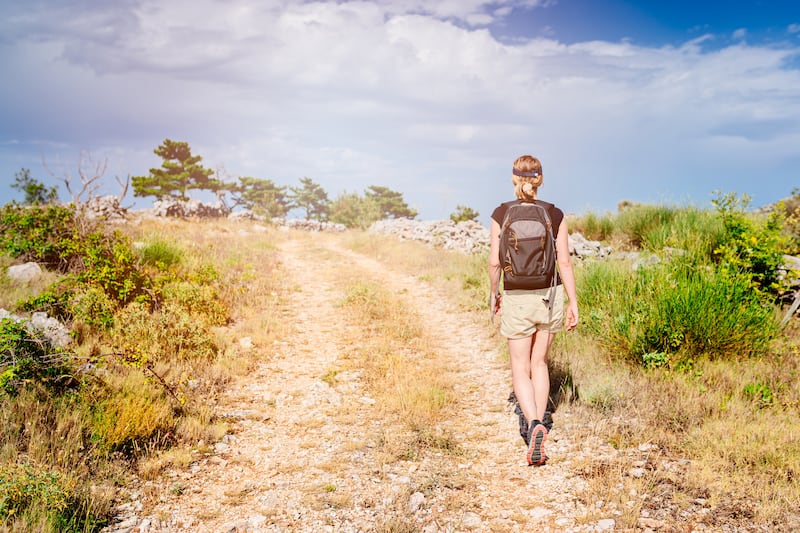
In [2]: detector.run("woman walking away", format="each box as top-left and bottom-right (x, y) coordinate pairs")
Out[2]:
(488, 154), (579, 466)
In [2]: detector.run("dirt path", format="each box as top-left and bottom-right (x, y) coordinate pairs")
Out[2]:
(111, 231), (626, 532)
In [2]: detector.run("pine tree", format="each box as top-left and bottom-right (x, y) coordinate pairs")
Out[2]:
(132, 139), (218, 201)
(232, 177), (289, 219)
(365, 185), (417, 219)
(288, 177), (330, 221)
(450, 204), (480, 223)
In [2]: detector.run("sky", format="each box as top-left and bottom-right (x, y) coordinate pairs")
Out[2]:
(1, 0), (799, 226)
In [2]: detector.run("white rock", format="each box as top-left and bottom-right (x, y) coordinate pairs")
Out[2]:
(461, 511), (482, 529)
(628, 467), (646, 478)
(7, 262), (42, 282)
(408, 491), (425, 513)
(29, 312), (72, 348)
(596, 518), (616, 530)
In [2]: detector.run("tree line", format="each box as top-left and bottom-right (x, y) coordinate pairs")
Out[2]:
(10, 138), (480, 227)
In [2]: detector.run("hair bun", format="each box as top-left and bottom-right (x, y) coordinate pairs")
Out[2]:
(522, 182), (534, 194)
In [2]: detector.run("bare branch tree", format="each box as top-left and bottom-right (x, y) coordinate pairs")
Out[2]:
(42, 149), (109, 205)
(115, 173), (131, 205)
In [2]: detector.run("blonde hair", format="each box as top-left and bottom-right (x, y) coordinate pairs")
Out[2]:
(512, 155), (543, 201)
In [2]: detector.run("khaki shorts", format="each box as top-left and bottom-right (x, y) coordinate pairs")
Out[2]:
(500, 285), (565, 339)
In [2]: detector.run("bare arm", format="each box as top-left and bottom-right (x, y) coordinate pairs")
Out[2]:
(488, 218), (502, 315)
(556, 218), (579, 331)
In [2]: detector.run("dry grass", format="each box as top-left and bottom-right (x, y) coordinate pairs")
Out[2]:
(342, 230), (489, 311)
(337, 278), (455, 430)
(546, 330), (800, 526)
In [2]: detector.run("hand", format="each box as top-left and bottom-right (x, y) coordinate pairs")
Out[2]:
(565, 303), (579, 332)
(490, 292), (502, 321)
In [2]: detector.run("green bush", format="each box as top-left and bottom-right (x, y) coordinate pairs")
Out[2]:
(137, 238), (184, 270)
(70, 286), (117, 330)
(112, 301), (218, 365)
(0, 319), (76, 396)
(161, 281), (229, 327)
(580, 260), (778, 367)
(712, 191), (793, 298)
(2, 204), (153, 310)
(17, 289), (73, 322)
(0, 462), (105, 531)
(0, 204), (76, 267)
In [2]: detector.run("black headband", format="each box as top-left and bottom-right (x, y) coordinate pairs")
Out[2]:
(512, 168), (540, 177)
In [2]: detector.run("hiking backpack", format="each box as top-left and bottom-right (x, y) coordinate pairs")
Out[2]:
(499, 200), (558, 294)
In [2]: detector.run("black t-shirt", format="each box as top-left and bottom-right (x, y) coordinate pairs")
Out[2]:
(491, 199), (564, 287)
(491, 199), (564, 235)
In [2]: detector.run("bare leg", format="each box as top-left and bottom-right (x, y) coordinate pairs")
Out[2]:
(531, 330), (554, 422)
(508, 335), (536, 424)
(509, 331), (554, 424)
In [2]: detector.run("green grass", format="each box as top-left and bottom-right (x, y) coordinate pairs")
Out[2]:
(579, 259), (779, 366)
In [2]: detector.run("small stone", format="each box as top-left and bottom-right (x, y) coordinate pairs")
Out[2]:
(214, 442), (230, 454)
(639, 517), (663, 528)
(248, 514), (267, 527)
(408, 491), (425, 513)
(461, 511), (482, 529)
(628, 467), (646, 478)
(596, 518), (616, 530)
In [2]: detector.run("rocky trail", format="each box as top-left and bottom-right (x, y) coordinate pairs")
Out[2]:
(103, 231), (701, 533)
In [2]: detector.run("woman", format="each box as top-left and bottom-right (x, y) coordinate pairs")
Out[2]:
(488, 154), (579, 466)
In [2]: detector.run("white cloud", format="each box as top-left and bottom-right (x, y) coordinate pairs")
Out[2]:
(0, 0), (798, 218)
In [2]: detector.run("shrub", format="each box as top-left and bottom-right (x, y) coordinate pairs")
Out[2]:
(0, 318), (76, 396)
(70, 286), (117, 330)
(780, 188), (800, 254)
(137, 238), (184, 270)
(112, 301), (218, 366)
(0, 204), (77, 267)
(91, 371), (176, 452)
(712, 191), (793, 298)
(3, 204), (153, 310)
(161, 281), (229, 326)
(0, 462), (105, 531)
(76, 231), (151, 305)
(580, 260), (778, 367)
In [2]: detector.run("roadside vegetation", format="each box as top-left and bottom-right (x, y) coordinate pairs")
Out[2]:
(0, 202), (285, 531)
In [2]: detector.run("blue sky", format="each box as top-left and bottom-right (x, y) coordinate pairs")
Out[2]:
(1, 0), (798, 225)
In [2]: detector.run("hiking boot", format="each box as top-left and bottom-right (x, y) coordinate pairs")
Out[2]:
(542, 411), (553, 432)
(526, 421), (548, 466)
(515, 403), (529, 445)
